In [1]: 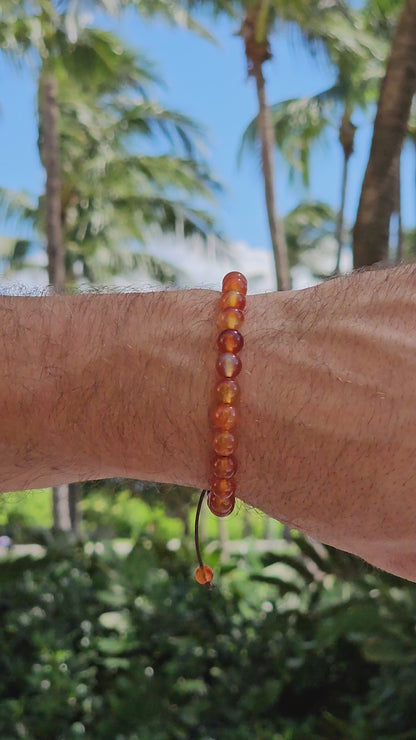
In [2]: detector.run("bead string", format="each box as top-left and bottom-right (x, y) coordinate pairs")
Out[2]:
(195, 271), (248, 587)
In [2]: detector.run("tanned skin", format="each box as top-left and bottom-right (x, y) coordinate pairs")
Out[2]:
(1, 263), (416, 580)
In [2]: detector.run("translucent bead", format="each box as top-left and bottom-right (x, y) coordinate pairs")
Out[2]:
(210, 404), (237, 430)
(222, 272), (248, 295)
(215, 379), (240, 405)
(220, 290), (246, 311)
(212, 455), (237, 479)
(217, 308), (245, 332)
(216, 352), (242, 379)
(217, 329), (244, 354)
(212, 430), (236, 456)
(208, 492), (235, 517)
(194, 565), (214, 585)
(211, 477), (236, 497)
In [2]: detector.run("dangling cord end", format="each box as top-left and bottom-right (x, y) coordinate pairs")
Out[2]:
(194, 490), (214, 589)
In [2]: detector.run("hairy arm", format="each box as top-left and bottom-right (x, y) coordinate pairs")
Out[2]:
(0, 289), (218, 493)
(1, 264), (416, 579)
(242, 263), (416, 580)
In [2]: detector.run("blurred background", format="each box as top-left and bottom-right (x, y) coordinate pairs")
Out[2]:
(1, 1), (416, 738)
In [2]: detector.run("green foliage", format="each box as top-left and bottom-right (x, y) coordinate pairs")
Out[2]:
(283, 200), (338, 268)
(0, 482), (272, 543)
(0, 4), (224, 288)
(0, 489), (53, 531)
(80, 488), (183, 541)
(1, 523), (416, 738)
(362, 0), (403, 40)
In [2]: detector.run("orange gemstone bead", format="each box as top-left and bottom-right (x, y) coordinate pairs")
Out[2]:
(217, 329), (244, 354)
(212, 430), (236, 456)
(212, 455), (237, 479)
(208, 492), (235, 517)
(220, 290), (246, 311)
(215, 379), (240, 405)
(194, 564), (214, 585)
(222, 271), (248, 295)
(216, 352), (242, 379)
(211, 403), (238, 430)
(217, 308), (245, 332)
(211, 477), (236, 497)
(195, 272), (247, 583)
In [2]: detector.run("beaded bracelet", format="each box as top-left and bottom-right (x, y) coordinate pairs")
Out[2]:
(194, 271), (247, 587)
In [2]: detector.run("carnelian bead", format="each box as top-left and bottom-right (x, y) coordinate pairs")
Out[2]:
(220, 290), (246, 311)
(215, 379), (240, 405)
(212, 455), (237, 479)
(216, 353), (242, 379)
(212, 430), (236, 456)
(222, 271), (248, 295)
(210, 403), (237, 430)
(217, 329), (244, 354)
(194, 565), (214, 585)
(217, 307), (245, 332)
(211, 477), (236, 497)
(208, 492), (235, 517)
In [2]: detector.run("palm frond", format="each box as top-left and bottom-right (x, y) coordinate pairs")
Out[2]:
(1, 0), (224, 288)
(130, 0), (218, 42)
(284, 200), (338, 267)
(239, 93), (332, 186)
(0, 188), (37, 228)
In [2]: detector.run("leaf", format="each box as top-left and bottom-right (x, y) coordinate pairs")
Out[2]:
(249, 573), (302, 594)
(96, 636), (132, 655)
(261, 552), (317, 584)
(292, 535), (332, 574)
(99, 610), (131, 633)
(363, 637), (416, 665)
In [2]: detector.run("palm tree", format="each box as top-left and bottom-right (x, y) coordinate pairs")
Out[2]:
(353, 0), (416, 268)
(284, 200), (338, 274)
(191, 0), (363, 289)
(238, 5), (387, 275)
(236, 2), (290, 290)
(0, 2), (222, 530)
(1, 31), (221, 285)
(45, 27), (221, 286)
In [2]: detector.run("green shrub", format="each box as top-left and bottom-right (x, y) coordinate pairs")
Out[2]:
(0, 482), (279, 544)
(0, 489), (53, 532)
(1, 530), (416, 738)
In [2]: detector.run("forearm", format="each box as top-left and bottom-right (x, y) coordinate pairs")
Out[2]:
(0, 290), (218, 493)
(2, 265), (416, 579)
(241, 263), (416, 578)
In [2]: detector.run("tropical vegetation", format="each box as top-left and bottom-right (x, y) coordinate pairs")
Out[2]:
(2, 497), (416, 739)
(1, 0), (416, 736)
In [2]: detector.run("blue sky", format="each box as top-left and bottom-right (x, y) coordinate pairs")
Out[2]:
(0, 7), (415, 253)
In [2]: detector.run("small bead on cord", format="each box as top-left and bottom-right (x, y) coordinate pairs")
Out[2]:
(194, 271), (247, 587)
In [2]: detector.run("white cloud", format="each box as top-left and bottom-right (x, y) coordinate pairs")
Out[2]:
(1, 234), (340, 295)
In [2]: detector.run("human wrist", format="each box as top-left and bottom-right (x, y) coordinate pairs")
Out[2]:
(80, 288), (220, 489)
(237, 265), (416, 577)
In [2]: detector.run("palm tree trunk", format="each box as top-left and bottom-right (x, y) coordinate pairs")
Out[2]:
(39, 69), (76, 532)
(334, 114), (356, 274)
(52, 484), (72, 532)
(240, 4), (291, 291)
(392, 152), (403, 264)
(39, 70), (66, 293)
(353, 0), (416, 268)
(69, 482), (82, 534)
(253, 64), (291, 290)
(334, 153), (349, 275)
